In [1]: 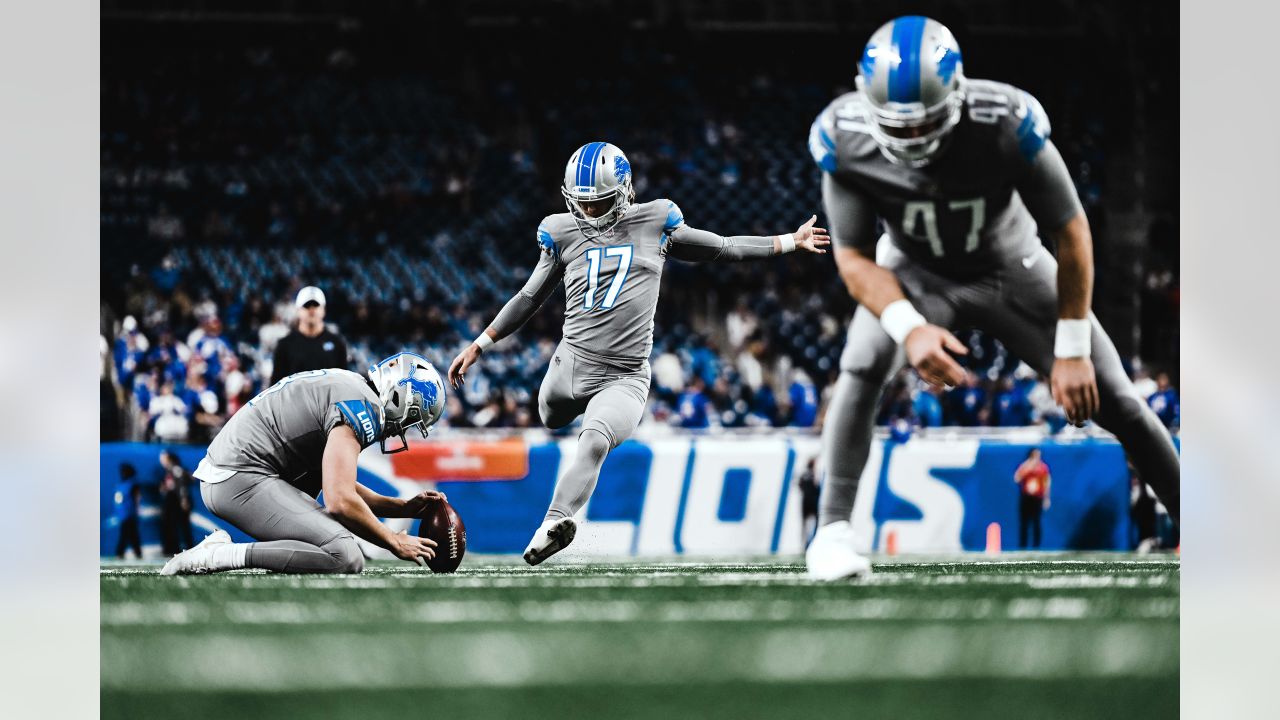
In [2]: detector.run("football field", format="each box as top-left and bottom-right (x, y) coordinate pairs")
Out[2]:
(101, 554), (1178, 719)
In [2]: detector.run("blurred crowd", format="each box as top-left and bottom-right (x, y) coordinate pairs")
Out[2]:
(100, 11), (1179, 443)
(99, 274), (1180, 441)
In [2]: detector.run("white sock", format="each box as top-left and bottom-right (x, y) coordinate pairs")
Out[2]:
(210, 543), (249, 570)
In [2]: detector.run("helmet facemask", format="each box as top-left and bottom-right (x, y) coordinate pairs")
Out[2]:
(858, 74), (965, 168)
(561, 178), (633, 238)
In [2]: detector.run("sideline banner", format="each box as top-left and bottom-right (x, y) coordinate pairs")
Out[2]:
(100, 432), (1170, 558)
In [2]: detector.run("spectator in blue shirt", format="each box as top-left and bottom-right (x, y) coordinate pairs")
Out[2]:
(113, 316), (148, 390)
(749, 383), (779, 427)
(912, 384), (944, 428)
(994, 377), (1035, 426)
(948, 372), (987, 427)
(678, 376), (712, 429)
(1147, 372), (1180, 429)
(788, 371), (819, 427)
(144, 327), (188, 383)
(688, 336), (720, 387)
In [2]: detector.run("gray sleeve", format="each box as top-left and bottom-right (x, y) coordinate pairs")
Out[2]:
(1015, 139), (1084, 234)
(822, 173), (878, 253)
(666, 225), (777, 262)
(489, 251), (564, 339)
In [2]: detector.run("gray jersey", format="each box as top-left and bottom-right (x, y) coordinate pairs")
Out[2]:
(810, 79), (1083, 276)
(196, 369), (383, 497)
(489, 199), (778, 366)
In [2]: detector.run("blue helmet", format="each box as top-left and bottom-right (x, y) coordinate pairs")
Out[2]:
(561, 142), (634, 238)
(856, 16), (965, 167)
(367, 352), (446, 453)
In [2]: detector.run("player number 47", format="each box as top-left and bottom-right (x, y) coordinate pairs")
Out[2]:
(583, 245), (633, 310)
(902, 198), (986, 257)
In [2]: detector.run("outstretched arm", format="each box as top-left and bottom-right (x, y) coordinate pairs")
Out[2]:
(824, 174), (967, 388)
(667, 215), (829, 262)
(449, 250), (563, 388)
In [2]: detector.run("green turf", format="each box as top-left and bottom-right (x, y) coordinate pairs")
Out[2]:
(101, 554), (1178, 719)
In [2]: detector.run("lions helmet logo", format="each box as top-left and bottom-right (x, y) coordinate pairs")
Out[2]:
(399, 375), (439, 409)
(613, 154), (631, 184)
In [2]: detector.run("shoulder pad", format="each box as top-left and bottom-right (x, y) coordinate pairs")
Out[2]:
(660, 200), (684, 233)
(1012, 90), (1051, 163)
(536, 217), (559, 261)
(809, 93), (874, 174)
(964, 80), (1051, 163)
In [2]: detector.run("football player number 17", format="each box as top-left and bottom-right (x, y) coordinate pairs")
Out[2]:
(902, 198), (985, 257)
(583, 245), (633, 310)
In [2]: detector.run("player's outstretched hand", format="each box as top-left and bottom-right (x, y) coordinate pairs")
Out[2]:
(391, 529), (437, 566)
(793, 215), (831, 254)
(1051, 356), (1099, 425)
(448, 344), (483, 389)
(904, 324), (968, 389)
(402, 490), (448, 518)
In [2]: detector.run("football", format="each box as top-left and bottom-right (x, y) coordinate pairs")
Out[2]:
(416, 500), (466, 573)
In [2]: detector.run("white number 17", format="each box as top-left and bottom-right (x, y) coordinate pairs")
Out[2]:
(583, 245), (634, 310)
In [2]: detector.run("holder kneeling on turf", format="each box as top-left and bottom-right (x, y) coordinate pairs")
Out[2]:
(162, 352), (449, 576)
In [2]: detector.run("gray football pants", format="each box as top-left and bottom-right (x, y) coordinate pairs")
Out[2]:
(201, 471), (365, 573)
(538, 341), (649, 521)
(818, 243), (1180, 527)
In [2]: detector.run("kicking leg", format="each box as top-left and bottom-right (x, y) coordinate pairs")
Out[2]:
(525, 379), (647, 566)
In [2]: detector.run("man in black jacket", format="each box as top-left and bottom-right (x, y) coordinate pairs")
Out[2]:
(270, 286), (350, 385)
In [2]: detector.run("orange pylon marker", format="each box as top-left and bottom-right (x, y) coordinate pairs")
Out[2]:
(885, 529), (899, 556)
(985, 522), (1002, 555)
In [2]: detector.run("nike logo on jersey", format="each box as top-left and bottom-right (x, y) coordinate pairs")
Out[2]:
(1022, 254), (1039, 269)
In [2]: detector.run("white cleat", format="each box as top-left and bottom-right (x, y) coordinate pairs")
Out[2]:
(523, 517), (577, 567)
(160, 529), (232, 576)
(806, 520), (873, 581)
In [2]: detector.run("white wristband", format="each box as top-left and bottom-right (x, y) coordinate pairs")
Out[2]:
(880, 299), (927, 345)
(778, 233), (796, 253)
(473, 332), (495, 351)
(1054, 319), (1091, 359)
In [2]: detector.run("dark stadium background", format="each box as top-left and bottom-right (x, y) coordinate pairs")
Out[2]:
(99, 0), (1179, 440)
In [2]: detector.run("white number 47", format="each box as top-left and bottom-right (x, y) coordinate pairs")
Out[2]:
(902, 198), (985, 257)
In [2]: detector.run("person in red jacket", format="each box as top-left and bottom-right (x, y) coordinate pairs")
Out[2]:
(1014, 448), (1052, 549)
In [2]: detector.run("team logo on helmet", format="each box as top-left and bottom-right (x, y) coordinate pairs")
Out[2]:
(613, 155), (631, 184)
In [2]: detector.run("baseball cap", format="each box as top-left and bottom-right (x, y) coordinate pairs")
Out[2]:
(295, 286), (327, 308)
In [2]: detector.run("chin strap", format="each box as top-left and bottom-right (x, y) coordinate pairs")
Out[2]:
(379, 420), (409, 454)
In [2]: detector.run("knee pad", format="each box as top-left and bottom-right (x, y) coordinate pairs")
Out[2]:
(326, 536), (365, 574)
